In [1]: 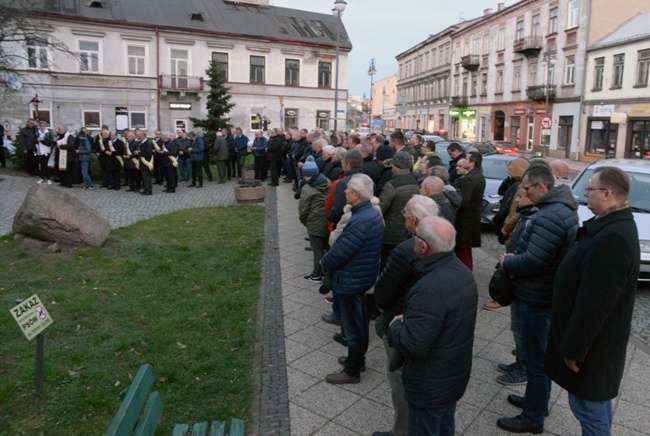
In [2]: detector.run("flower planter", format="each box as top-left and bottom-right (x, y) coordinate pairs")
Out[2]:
(243, 169), (255, 179)
(234, 185), (266, 204)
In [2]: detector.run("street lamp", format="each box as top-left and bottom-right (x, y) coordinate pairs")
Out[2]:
(381, 90), (387, 134)
(540, 50), (557, 114)
(395, 91), (407, 131)
(332, 0), (347, 132)
(367, 58), (376, 131)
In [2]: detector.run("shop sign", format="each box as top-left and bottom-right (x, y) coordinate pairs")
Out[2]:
(285, 109), (297, 116)
(169, 103), (191, 110)
(419, 109), (429, 115)
(450, 109), (476, 118)
(317, 112), (329, 118)
(513, 109), (525, 115)
(591, 121), (604, 129)
(630, 105), (650, 116)
(593, 105), (615, 117)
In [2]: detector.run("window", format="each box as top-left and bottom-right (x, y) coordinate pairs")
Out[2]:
(516, 20), (524, 41)
(636, 49), (650, 87)
(439, 48), (444, 65)
(513, 66), (522, 91)
(483, 34), (490, 54)
(283, 108), (298, 131)
(27, 38), (49, 69)
(473, 38), (479, 55)
(565, 55), (575, 85)
(285, 59), (299, 86)
(318, 61), (331, 88)
(171, 49), (188, 76)
(612, 54), (625, 88)
(30, 101), (51, 125)
(130, 109), (146, 129)
(83, 108), (101, 129)
(250, 55), (265, 83)
(532, 15), (540, 38)
(593, 57), (604, 90)
(498, 28), (506, 50)
(529, 63), (537, 85)
(471, 75), (478, 96)
(462, 76), (468, 96)
(481, 73), (488, 95)
(211, 52), (228, 81)
(127, 45), (145, 76)
(567, 0), (579, 29)
(79, 40), (99, 72)
(496, 70), (504, 93)
(549, 8), (558, 34)
(454, 78), (459, 96)
(511, 116), (521, 143)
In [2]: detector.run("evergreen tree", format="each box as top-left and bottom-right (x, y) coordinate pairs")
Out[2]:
(190, 60), (235, 132)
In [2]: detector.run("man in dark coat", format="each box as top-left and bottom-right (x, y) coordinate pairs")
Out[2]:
(360, 141), (381, 185)
(497, 165), (579, 434)
(447, 142), (466, 185)
(188, 131), (204, 188)
(19, 118), (38, 176)
(234, 127), (249, 178)
(546, 167), (639, 435)
(321, 173), (384, 385)
(104, 131), (125, 190)
(251, 130), (268, 181)
(388, 216), (477, 435)
(213, 131), (229, 184)
(160, 133), (178, 192)
(265, 128), (284, 186)
(420, 175), (457, 225)
(55, 125), (78, 188)
(136, 130), (154, 195)
(454, 152), (485, 270)
(222, 128), (237, 180)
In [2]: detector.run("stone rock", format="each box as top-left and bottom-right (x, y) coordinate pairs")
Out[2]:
(22, 237), (50, 251)
(12, 185), (110, 247)
(47, 242), (62, 253)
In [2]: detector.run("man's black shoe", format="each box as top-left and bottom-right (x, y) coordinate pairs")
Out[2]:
(507, 395), (549, 417)
(322, 313), (341, 326)
(497, 414), (543, 434)
(333, 333), (348, 347)
(337, 356), (365, 372)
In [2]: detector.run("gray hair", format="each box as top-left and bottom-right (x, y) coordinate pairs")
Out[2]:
(347, 173), (374, 201)
(429, 165), (450, 183)
(334, 147), (347, 161)
(417, 216), (456, 253)
(405, 195), (439, 221)
(522, 165), (555, 190)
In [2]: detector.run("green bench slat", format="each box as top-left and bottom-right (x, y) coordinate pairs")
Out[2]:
(191, 422), (209, 436)
(172, 424), (190, 436)
(209, 421), (226, 436)
(133, 391), (163, 436)
(106, 364), (155, 436)
(229, 418), (245, 436)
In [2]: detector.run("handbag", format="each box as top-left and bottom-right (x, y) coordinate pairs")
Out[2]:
(488, 262), (514, 306)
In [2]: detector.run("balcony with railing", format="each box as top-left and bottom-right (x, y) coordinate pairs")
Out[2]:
(513, 36), (543, 57)
(159, 74), (204, 91)
(461, 55), (480, 72)
(451, 96), (468, 107)
(526, 85), (556, 101)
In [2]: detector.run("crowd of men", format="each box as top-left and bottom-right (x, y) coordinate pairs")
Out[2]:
(12, 118), (641, 435)
(291, 128), (640, 436)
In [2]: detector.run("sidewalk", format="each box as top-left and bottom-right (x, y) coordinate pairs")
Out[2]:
(274, 183), (650, 435)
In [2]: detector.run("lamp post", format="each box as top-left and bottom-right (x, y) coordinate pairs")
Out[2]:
(381, 91), (387, 134)
(367, 58), (376, 131)
(395, 91), (407, 131)
(540, 50), (557, 114)
(332, 0), (347, 132)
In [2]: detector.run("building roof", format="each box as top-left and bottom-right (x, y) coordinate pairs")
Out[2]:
(22, 0), (352, 50)
(591, 12), (650, 50)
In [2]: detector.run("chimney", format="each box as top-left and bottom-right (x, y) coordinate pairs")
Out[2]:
(498, 2), (505, 11)
(484, 8), (493, 16)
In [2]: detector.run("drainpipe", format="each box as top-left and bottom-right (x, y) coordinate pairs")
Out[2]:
(156, 26), (161, 132)
(576, 1), (592, 161)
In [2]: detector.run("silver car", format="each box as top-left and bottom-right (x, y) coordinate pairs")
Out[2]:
(480, 154), (521, 225)
(570, 159), (650, 281)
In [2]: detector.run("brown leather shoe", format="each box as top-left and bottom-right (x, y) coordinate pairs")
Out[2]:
(325, 370), (360, 384)
(484, 300), (505, 311)
(337, 356), (366, 372)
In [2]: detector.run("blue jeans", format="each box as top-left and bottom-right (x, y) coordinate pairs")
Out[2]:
(408, 402), (456, 436)
(518, 302), (552, 425)
(336, 293), (368, 377)
(179, 158), (191, 181)
(568, 393), (612, 436)
(511, 300), (524, 371)
(80, 160), (92, 187)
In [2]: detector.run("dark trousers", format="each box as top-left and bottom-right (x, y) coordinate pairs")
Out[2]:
(202, 151), (213, 180)
(163, 166), (176, 191)
(216, 160), (226, 182)
(153, 158), (164, 184)
(61, 162), (77, 187)
(293, 161), (301, 188)
(227, 155), (237, 178)
(127, 168), (141, 191)
(191, 161), (203, 186)
(141, 167), (152, 194)
(254, 155), (267, 180)
(309, 235), (329, 277)
(38, 155), (50, 180)
(407, 402), (456, 436)
(25, 150), (39, 175)
(269, 159), (281, 185)
(108, 170), (121, 190)
(0, 146), (5, 168)
(237, 156), (246, 178)
(283, 158), (294, 181)
(380, 243), (397, 273)
(337, 293), (369, 377)
(455, 247), (473, 271)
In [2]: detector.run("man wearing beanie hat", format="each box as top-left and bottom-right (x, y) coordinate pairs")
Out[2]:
(302, 155), (319, 178)
(378, 150), (420, 271)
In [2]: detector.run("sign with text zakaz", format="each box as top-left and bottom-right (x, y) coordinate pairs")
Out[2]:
(10, 294), (54, 341)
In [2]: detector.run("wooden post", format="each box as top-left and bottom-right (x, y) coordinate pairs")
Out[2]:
(35, 332), (44, 395)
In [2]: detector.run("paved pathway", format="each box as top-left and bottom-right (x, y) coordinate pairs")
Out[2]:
(2, 169), (650, 435)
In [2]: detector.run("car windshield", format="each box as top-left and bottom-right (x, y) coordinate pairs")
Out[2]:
(571, 168), (650, 212)
(482, 159), (511, 180)
(435, 145), (451, 166)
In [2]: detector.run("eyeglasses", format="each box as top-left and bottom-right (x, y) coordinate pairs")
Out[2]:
(521, 182), (540, 194)
(584, 187), (609, 195)
(401, 208), (411, 216)
(412, 230), (426, 243)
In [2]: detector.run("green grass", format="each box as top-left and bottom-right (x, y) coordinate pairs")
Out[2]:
(0, 206), (265, 434)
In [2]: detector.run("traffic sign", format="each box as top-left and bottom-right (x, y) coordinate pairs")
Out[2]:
(10, 294), (54, 341)
(541, 116), (552, 129)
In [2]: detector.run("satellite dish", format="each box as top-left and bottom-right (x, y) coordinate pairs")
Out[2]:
(8, 77), (22, 90)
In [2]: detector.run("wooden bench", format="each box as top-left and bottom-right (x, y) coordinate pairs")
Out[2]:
(106, 364), (245, 436)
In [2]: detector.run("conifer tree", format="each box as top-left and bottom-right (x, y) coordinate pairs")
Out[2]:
(190, 60), (235, 131)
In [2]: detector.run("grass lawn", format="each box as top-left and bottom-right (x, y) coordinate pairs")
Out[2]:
(0, 206), (265, 434)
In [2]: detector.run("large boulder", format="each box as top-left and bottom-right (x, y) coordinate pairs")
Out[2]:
(12, 185), (111, 247)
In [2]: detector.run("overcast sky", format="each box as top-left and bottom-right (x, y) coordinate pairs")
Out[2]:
(271, 0), (517, 96)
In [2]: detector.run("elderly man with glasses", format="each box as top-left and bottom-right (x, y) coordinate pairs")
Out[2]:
(496, 164), (579, 434)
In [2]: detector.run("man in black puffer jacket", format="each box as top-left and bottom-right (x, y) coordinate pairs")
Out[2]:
(388, 216), (477, 435)
(497, 164), (578, 435)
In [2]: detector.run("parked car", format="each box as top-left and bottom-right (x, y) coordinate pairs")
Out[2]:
(3, 138), (16, 157)
(487, 140), (519, 154)
(467, 142), (497, 155)
(422, 135), (446, 144)
(479, 154), (522, 225)
(570, 159), (650, 281)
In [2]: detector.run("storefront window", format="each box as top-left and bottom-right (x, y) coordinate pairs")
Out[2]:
(588, 119), (617, 155)
(510, 116), (521, 144)
(630, 120), (650, 159)
(558, 116), (573, 155)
